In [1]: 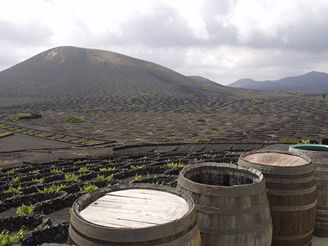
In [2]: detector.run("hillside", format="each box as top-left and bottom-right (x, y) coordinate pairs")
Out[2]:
(0, 46), (227, 100)
(187, 76), (267, 98)
(230, 71), (328, 92)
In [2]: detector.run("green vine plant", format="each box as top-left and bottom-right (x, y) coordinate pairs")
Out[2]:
(0, 228), (25, 245)
(16, 204), (34, 216)
(79, 184), (99, 193)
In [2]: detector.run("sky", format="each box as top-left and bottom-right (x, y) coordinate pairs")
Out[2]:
(1, 0), (328, 85)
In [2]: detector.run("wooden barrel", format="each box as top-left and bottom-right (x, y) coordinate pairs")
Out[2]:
(289, 144), (328, 237)
(177, 162), (272, 246)
(238, 150), (317, 246)
(69, 184), (201, 246)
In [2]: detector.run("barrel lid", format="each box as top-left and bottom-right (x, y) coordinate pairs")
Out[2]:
(242, 152), (310, 167)
(79, 188), (189, 229)
(70, 184), (197, 243)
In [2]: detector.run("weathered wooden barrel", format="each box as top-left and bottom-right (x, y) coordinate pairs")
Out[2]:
(238, 150), (317, 246)
(177, 162), (272, 246)
(69, 184), (201, 246)
(289, 144), (328, 237)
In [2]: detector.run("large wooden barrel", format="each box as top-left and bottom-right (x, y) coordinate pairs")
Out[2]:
(238, 150), (317, 246)
(177, 162), (272, 246)
(69, 184), (201, 246)
(289, 144), (328, 237)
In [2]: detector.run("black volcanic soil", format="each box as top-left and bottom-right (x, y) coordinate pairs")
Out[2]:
(1, 93), (327, 145)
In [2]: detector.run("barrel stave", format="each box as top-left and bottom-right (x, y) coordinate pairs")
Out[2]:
(289, 144), (328, 237)
(177, 163), (272, 246)
(238, 150), (316, 246)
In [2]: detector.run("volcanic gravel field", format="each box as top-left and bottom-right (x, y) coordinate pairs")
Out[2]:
(0, 94), (327, 145)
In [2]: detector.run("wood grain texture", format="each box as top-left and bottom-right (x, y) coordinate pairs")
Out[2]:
(69, 184), (201, 246)
(239, 150), (317, 246)
(243, 152), (309, 167)
(80, 189), (189, 228)
(289, 145), (328, 237)
(177, 163), (272, 246)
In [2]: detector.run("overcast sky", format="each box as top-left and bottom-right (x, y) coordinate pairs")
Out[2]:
(1, 0), (328, 84)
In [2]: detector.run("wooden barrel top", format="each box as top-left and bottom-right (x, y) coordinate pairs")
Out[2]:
(243, 152), (309, 167)
(79, 188), (189, 229)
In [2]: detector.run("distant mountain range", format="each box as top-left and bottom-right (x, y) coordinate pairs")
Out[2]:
(230, 71), (328, 92)
(187, 76), (262, 98)
(0, 46), (250, 100)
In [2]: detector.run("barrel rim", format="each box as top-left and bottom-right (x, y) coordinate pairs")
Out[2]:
(290, 144), (328, 152)
(70, 183), (198, 243)
(240, 149), (312, 169)
(178, 162), (266, 196)
(289, 145), (328, 162)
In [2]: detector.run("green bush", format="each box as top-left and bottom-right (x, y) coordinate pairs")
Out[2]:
(0, 132), (14, 138)
(278, 137), (303, 144)
(3, 186), (22, 193)
(71, 139), (103, 145)
(65, 114), (85, 123)
(295, 92), (304, 96)
(134, 173), (142, 181)
(79, 184), (98, 193)
(250, 99), (264, 105)
(11, 176), (20, 183)
(165, 162), (185, 169)
(50, 168), (63, 174)
(96, 174), (113, 181)
(32, 177), (44, 183)
(99, 166), (116, 172)
(0, 228), (24, 245)
(79, 166), (89, 173)
(10, 113), (33, 121)
(64, 173), (79, 181)
(129, 165), (145, 170)
(16, 204), (34, 216)
(129, 96), (140, 102)
(7, 168), (19, 175)
(30, 170), (40, 174)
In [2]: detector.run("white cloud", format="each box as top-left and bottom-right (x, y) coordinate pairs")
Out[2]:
(222, 0), (328, 51)
(0, 0), (328, 84)
(179, 47), (328, 84)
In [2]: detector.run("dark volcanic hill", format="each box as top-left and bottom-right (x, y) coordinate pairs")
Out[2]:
(230, 71), (328, 92)
(0, 46), (228, 100)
